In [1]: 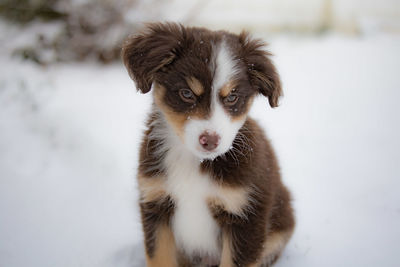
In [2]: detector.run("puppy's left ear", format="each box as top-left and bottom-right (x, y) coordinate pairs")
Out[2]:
(239, 32), (282, 108)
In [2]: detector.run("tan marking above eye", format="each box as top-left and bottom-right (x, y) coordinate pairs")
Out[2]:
(220, 80), (237, 97)
(185, 77), (204, 96)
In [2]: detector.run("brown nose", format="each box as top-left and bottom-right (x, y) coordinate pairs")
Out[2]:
(199, 132), (220, 151)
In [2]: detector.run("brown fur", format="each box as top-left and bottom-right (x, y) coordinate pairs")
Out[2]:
(203, 118), (295, 266)
(122, 22), (294, 267)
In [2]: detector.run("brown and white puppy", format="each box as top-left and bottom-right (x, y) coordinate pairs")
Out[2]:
(122, 23), (295, 267)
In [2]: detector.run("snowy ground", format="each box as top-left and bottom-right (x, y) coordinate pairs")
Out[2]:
(1, 33), (400, 267)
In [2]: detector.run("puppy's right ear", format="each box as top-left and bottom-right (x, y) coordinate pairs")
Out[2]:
(122, 23), (184, 93)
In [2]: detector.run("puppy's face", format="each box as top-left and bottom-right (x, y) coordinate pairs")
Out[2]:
(123, 23), (282, 160)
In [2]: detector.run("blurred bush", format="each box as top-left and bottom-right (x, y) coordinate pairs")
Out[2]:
(0, 0), (65, 23)
(0, 0), (139, 64)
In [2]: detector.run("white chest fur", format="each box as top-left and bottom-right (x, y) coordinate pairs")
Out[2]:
(163, 143), (221, 260)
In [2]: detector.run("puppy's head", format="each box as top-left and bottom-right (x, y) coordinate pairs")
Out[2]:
(122, 23), (282, 160)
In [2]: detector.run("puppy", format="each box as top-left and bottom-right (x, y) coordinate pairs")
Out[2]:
(122, 23), (295, 267)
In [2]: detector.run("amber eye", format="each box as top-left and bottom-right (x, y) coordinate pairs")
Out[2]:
(179, 88), (196, 103)
(224, 93), (239, 106)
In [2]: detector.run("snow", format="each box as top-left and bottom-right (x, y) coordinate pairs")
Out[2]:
(1, 33), (400, 266)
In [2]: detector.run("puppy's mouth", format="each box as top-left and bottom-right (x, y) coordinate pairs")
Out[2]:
(198, 150), (220, 160)
(193, 142), (231, 161)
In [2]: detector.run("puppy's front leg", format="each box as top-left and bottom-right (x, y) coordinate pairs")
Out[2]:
(140, 198), (177, 267)
(215, 205), (268, 267)
(220, 224), (266, 267)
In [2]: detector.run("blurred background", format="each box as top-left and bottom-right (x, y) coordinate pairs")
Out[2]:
(0, 0), (399, 266)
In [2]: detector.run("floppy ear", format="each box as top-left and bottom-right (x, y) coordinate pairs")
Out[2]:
(121, 23), (184, 93)
(239, 32), (282, 108)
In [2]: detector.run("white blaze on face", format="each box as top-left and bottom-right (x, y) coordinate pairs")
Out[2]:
(184, 41), (246, 159)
